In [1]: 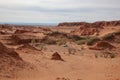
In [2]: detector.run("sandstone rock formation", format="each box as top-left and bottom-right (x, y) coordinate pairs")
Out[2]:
(51, 52), (64, 61)
(89, 41), (115, 50)
(0, 42), (25, 77)
(71, 26), (100, 36)
(16, 43), (43, 54)
(68, 20), (120, 36)
(11, 33), (46, 44)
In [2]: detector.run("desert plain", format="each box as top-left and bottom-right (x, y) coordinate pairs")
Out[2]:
(0, 20), (120, 80)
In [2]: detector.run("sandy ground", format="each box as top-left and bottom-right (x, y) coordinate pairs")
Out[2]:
(2, 51), (120, 80)
(1, 42), (120, 80)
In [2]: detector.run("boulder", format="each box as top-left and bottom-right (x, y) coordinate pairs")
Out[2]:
(51, 52), (64, 61)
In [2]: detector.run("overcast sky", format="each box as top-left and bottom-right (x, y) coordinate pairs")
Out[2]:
(0, 0), (120, 23)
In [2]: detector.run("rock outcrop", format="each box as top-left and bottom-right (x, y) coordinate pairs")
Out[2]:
(67, 20), (120, 36)
(0, 42), (25, 77)
(16, 43), (44, 54)
(51, 52), (64, 61)
(71, 26), (100, 36)
(89, 41), (115, 50)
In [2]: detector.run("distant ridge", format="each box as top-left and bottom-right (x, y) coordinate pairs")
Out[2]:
(58, 20), (120, 27)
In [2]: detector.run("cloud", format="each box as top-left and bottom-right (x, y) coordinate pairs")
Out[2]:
(0, 0), (120, 23)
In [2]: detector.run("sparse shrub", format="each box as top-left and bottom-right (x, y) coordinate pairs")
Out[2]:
(45, 31), (70, 45)
(37, 43), (45, 50)
(109, 53), (116, 58)
(76, 37), (100, 45)
(101, 31), (120, 43)
(31, 39), (36, 46)
(102, 33), (114, 40)
(49, 31), (61, 36)
(75, 36), (89, 45)
(76, 40), (86, 45)
(57, 41), (63, 46)
(86, 37), (100, 45)
(48, 31), (67, 37)
(68, 35), (84, 41)
(44, 37), (57, 44)
(102, 31), (120, 41)
(68, 47), (76, 55)
(113, 31), (120, 43)
(101, 50), (116, 58)
(57, 38), (67, 46)
(31, 39), (36, 43)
